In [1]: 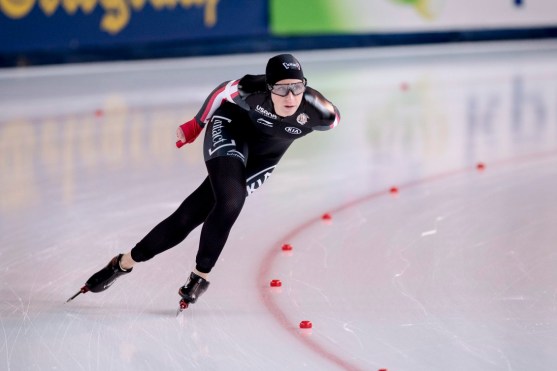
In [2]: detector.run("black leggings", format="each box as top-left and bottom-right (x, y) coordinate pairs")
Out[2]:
(130, 156), (246, 274)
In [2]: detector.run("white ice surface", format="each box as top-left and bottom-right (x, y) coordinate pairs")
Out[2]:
(1, 40), (557, 371)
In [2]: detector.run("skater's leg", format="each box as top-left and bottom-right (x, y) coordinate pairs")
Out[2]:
(177, 157), (245, 310)
(195, 156), (247, 274)
(130, 177), (215, 263)
(69, 178), (215, 301)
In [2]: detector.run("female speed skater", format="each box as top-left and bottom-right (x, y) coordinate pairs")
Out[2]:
(67, 54), (340, 312)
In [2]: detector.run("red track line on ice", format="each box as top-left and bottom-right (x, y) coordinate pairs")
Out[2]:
(256, 149), (557, 371)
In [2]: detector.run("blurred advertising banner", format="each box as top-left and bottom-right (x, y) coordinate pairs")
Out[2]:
(270, 0), (557, 35)
(0, 0), (267, 53)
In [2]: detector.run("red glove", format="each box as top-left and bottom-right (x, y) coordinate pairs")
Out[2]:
(176, 118), (203, 148)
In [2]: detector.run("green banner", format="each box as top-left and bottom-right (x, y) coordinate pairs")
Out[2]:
(270, 0), (557, 36)
(270, 0), (346, 35)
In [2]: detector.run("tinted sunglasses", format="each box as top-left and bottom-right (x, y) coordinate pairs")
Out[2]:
(269, 81), (306, 97)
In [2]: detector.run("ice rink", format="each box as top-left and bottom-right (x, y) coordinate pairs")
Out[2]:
(1, 40), (557, 371)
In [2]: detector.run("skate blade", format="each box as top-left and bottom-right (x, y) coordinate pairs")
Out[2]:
(176, 299), (189, 316)
(66, 286), (89, 303)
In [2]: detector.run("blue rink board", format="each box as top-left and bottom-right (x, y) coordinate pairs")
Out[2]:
(0, 0), (268, 53)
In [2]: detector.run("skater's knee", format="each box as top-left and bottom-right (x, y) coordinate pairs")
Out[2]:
(219, 195), (245, 220)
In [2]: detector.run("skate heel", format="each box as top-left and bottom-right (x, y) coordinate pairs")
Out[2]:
(66, 254), (132, 302)
(86, 254), (132, 293)
(176, 272), (210, 314)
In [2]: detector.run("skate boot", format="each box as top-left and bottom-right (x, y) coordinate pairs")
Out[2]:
(176, 272), (210, 314)
(66, 254), (132, 302)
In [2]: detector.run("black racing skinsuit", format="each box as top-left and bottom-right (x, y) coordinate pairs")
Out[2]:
(131, 74), (340, 273)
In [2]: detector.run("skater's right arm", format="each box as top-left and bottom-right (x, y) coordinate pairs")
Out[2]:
(176, 79), (242, 148)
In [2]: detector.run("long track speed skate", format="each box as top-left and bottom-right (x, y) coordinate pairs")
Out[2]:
(66, 254), (132, 302)
(176, 272), (210, 315)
